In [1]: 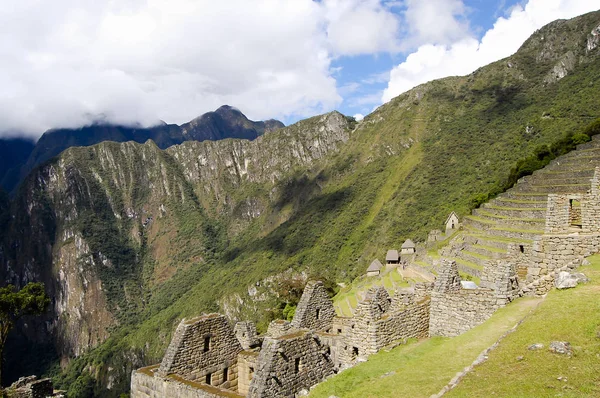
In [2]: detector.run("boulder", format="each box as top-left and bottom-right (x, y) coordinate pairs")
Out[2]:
(555, 271), (588, 289)
(549, 341), (572, 356)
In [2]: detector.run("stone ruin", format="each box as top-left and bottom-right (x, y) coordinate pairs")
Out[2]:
(4, 375), (63, 398)
(132, 281), (434, 397)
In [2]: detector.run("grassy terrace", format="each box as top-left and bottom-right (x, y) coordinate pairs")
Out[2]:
(448, 256), (600, 397)
(333, 269), (410, 317)
(311, 256), (600, 398)
(310, 297), (541, 398)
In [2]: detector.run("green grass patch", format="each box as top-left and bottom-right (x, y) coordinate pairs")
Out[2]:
(309, 297), (540, 398)
(448, 255), (600, 397)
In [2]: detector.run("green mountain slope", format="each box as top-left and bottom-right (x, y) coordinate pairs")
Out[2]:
(2, 9), (600, 397)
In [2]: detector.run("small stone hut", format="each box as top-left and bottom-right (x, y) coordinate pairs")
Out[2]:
(385, 250), (399, 267)
(401, 239), (416, 255)
(366, 259), (383, 277)
(445, 211), (460, 234)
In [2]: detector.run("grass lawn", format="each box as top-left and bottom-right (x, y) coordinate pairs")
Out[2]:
(447, 255), (600, 397)
(332, 269), (411, 316)
(310, 296), (541, 398)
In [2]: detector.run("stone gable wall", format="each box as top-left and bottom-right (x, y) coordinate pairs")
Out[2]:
(234, 321), (260, 350)
(246, 331), (334, 398)
(158, 314), (242, 388)
(291, 281), (335, 331)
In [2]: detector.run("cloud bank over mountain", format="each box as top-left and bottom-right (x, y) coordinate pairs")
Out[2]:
(1, 0), (598, 137)
(382, 0), (600, 103)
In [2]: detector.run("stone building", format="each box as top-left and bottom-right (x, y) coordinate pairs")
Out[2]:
(366, 259), (383, 276)
(445, 211), (459, 234)
(132, 278), (434, 398)
(401, 239), (416, 255)
(385, 249), (399, 267)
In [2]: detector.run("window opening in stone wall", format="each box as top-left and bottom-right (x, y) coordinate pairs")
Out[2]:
(294, 357), (301, 373)
(203, 336), (211, 352)
(337, 328), (342, 334)
(316, 308), (320, 320)
(205, 373), (212, 385)
(223, 367), (228, 382)
(569, 199), (582, 228)
(519, 245), (524, 254)
(352, 346), (359, 359)
(249, 367), (254, 381)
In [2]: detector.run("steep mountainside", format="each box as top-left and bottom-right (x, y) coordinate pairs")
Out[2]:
(1, 10), (600, 397)
(8, 105), (283, 193)
(0, 137), (35, 193)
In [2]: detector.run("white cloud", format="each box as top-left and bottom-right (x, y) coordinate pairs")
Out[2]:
(353, 113), (365, 121)
(401, 0), (470, 47)
(383, 0), (600, 103)
(323, 0), (401, 55)
(1, 0), (395, 137)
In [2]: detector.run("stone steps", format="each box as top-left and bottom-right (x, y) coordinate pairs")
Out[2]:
(538, 169), (596, 178)
(465, 213), (545, 229)
(500, 192), (551, 201)
(455, 249), (490, 266)
(486, 198), (548, 209)
(477, 205), (547, 219)
(525, 176), (593, 186)
(462, 232), (532, 250)
(510, 183), (589, 194)
(447, 257), (483, 278)
(430, 133), (598, 287)
(467, 243), (508, 259)
(462, 221), (543, 240)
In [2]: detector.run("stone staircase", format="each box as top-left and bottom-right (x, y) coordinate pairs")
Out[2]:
(425, 135), (600, 282)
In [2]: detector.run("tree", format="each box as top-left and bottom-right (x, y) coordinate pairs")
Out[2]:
(0, 282), (49, 385)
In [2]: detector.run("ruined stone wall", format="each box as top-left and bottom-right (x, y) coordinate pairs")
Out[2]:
(429, 288), (499, 337)
(234, 321), (260, 350)
(131, 367), (244, 398)
(237, 351), (259, 396)
(523, 234), (600, 295)
(265, 320), (295, 338)
(429, 259), (511, 337)
(158, 314), (242, 389)
(348, 286), (430, 356)
(247, 331), (334, 398)
(291, 281), (335, 332)
(315, 332), (350, 370)
(367, 298), (430, 351)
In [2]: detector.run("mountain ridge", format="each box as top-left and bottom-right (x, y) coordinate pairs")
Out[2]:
(0, 105), (284, 194)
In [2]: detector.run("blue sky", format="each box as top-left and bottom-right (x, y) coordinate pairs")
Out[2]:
(0, 0), (599, 137)
(330, 0), (582, 121)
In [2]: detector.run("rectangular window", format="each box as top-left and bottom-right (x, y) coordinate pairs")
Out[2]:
(316, 308), (320, 320)
(223, 367), (228, 382)
(205, 373), (212, 385)
(294, 358), (301, 373)
(203, 336), (211, 352)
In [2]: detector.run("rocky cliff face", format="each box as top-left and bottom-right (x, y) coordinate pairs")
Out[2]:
(8, 106), (284, 194)
(0, 111), (350, 378)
